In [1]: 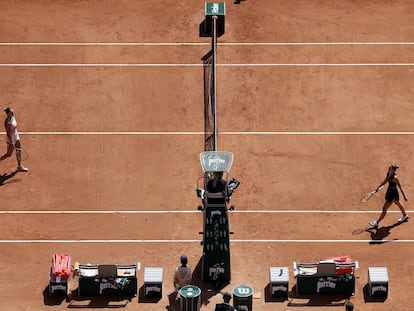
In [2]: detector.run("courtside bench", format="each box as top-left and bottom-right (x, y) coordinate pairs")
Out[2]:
(78, 263), (139, 296)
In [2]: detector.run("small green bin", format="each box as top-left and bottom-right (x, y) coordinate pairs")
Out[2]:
(233, 285), (253, 311)
(180, 285), (201, 311)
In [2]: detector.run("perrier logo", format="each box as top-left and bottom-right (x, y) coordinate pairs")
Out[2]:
(209, 263), (225, 280)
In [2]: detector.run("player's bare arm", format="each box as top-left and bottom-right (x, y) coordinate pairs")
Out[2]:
(396, 178), (408, 201)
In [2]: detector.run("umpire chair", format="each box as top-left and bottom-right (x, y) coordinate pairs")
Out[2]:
(196, 151), (239, 287)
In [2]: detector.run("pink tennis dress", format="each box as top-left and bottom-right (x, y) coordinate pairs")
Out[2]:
(5, 117), (20, 144)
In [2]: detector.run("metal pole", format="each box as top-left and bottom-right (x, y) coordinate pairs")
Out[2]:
(212, 15), (218, 151)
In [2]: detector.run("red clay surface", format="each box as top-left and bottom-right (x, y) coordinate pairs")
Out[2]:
(0, 1), (414, 310)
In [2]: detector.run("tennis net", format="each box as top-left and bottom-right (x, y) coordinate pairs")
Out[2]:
(203, 15), (218, 152)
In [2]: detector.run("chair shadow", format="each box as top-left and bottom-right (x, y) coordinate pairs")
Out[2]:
(43, 285), (66, 306)
(363, 283), (387, 302)
(191, 257), (226, 305)
(166, 292), (180, 311)
(0, 170), (19, 187)
(263, 283), (288, 303)
(199, 19), (210, 38)
(137, 284), (162, 304)
(199, 19), (225, 38)
(369, 222), (403, 244)
(287, 285), (350, 307)
(67, 287), (133, 308)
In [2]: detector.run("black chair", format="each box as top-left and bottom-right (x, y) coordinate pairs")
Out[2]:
(215, 303), (233, 311)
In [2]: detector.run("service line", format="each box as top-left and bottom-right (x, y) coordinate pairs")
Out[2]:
(1, 42), (414, 46)
(1, 63), (414, 67)
(14, 131), (414, 135)
(0, 210), (412, 214)
(0, 239), (411, 243)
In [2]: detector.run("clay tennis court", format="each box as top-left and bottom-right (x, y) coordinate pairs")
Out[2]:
(1, 1), (414, 310)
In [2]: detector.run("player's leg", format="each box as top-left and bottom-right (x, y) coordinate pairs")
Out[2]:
(394, 200), (409, 222)
(0, 142), (14, 161)
(14, 140), (28, 172)
(377, 201), (392, 224)
(15, 140), (21, 164)
(370, 201), (392, 227)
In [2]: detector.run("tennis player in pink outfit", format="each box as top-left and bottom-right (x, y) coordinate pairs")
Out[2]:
(0, 107), (28, 172)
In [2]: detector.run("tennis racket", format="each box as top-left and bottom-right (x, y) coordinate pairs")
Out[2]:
(352, 227), (369, 235)
(360, 185), (384, 203)
(15, 147), (29, 161)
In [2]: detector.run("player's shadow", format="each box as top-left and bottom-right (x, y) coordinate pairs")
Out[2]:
(369, 222), (402, 244)
(0, 170), (19, 187)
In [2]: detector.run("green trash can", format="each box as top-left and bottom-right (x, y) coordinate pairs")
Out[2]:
(233, 285), (253, 311)
(179, 285), (201, 311)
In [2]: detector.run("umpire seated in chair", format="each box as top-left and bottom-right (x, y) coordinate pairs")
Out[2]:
(215, 292), (235, 311)
(206, 172), (238, 205)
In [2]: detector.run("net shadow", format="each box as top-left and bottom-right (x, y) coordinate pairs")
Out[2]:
(202, 50), (215, 152)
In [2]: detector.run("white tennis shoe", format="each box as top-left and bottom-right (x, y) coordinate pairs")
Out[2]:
(17, 165), (28, 172)
(369, 220), (378, 227)
(398, 215), (409, 223)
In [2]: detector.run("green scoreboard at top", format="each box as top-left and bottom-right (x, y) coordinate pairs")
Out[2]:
(205, 2), (225, 16)
(205, 2), (225, 36)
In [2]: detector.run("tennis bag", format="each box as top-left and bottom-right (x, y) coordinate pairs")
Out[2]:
(321, 255), (353, 274)
(52, 253), (72, 280)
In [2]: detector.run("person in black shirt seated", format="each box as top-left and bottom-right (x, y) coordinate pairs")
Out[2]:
(206, 172), (234, 204)
(215, 292), (234, 311)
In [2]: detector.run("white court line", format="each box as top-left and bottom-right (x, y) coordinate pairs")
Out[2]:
(0, 210), (412, 214)
(14, 131), (414, 135)
(0, 42), (210, 46)
(221, 63), (414, 67)
(1, 63), (414, 67)
(0, 239), (411, 243)
(18, 131), (205, 135)
(0, 210), (199, 214)
(0, 63), (203, 67)
(1, 42), (414, 46)
(222, 131), (414, 135)
(221, 42), (414, 46)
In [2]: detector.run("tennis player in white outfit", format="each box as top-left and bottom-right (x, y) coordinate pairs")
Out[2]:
(1, 107), (28, 172)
